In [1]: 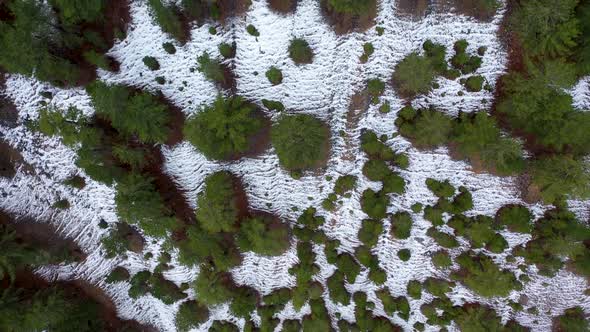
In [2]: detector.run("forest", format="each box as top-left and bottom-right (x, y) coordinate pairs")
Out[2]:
(0, 0), (589, 331)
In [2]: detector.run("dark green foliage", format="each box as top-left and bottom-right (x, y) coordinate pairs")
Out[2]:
(431, 250), (452, 269)
(163, 42), (176, 54)
(452, 252), (521, 297)
(327, 270), (350, 305)
(196, 171), (239, 233)
(423, 205), (444, 226)
(266, 66), (283, 85)
(218, 42), (236, 59)
(100, 222), (144, 258)
(379, 101), (391, 114)
(464, 75), (484, 92)
(302, 299), (332, 331)
(178, 224), (241, 271)
(115, 173), (176, 237)
(193, 267), (234, 305)
(143, 56), (160, 70)
(334, 175), (358, 195)
(335, 253), (361, 283)
(196, 52), (225, 83)
(283, 319), (302, 332)
(390, 211), (412, 239)
(451, 186), (473, 213)
(210, 321), (239, 332)
(451, 40), (482, 74)
(397, 248), (411, 261)
(155, 75), (164, 84)
(147, 0), (186, 42)
(360, 42), (374, 63)
(150, 273), (188, 304)
(358, 219), (383, 247)
(514, 207), (590, 277)
(105, 266), (130, 283)
(411, 202), (423, 213)
(297, 207), (325, 231)
(360, 189), (388, 220)
(327, 0), (375, 15)
(407, 280), (422, 299)
(87, 82), (170, 144)
(392, 52), (435, 98)
(229, 286), (258, 318)
(175, 300), (209, 331)
(237, 215), (291, 256)
(530, 155), (590, 204)
(246, 24), (260, 36)
(49, 0), (105, 25)
(553, 307), (589, 332)
(449, 214), (508, 253)
(427, 227), (459, 248)
(395, 107), (453, 149)
(451, 112), (524, 175)
(423, 40), (448, 74)
(262, 99), (285, 112)
(271, 114), (329, 171)
(453, 304), (505, 332)
(426, 178), (455, 198)
(495, 205), (533, 233)
(376, 288), (410, 320)
(0, 285), (106, 332)
(52, 199), (70, 209)
(362, 159), (390, 181)
(360, 130), (395, 160)
(63, 175), (86, 189)
(367, 78), (385, 97)
(576, 2), (590, 75)
(82, 50), (111, 71)
(289, 38), (314, 64)
(187, 97), (263, 159)
(423, 277), (454, 298)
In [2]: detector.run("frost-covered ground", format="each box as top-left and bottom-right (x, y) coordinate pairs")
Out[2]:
(1, 0), (589, 331)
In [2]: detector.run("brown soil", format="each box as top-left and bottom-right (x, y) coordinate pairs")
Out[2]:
(227, 110), (271, 161)
(0, 73), (18, 128)
(5, 271), (156, 332)
(113, 222), (145, 254)
(217, 0), (252, 22)
(430, 0), (498, 21)
(342, 88), (370, 161)
(396, 0), (431, 19)
(268, 0), (299, 14)
(516, 173), (541, 204)
(0, 139), (34, 178)
(221, 62), (238, 92)
(320, 0), (377, 34)
(232, 175), (251, 221)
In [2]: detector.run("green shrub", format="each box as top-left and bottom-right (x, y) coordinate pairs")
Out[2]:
(105, 266), (130, 283)
(195, 171), (240, 233)
(334, 175), (357, 195)
(453, 304), (506, 332)
(209, 321), (239, 332)
(142, 56), (160, 70)
(184, 96), (263, 160)
(431, 250), (452, 269)
(163, 42), (176, 54)
(335, 253), (361, 283)
(262, 99), (285, 112)
(426, 178), (455, 198)
(530, 155), (590, 204)
(495, 204), (532, 233)
(115, 173), (176, 238)
(358, 219), (383, 247)
(407, 280), (422, 299)
(464, 75), (484, 92)
(63, 175), (86, 189)
(360, 42), (374, 62)
(229, 286), (258, 318)
(427, 227), (459, 248)
(178, 224), (241, 271)
(147, 0), (186, 42)
(379, 101), (391, 114)
(398, 248), (411, 261)
(362, 159), (390, 181)
(392, 52), (435, 98)
(52, 199), (70, 209)
(390, 211), (413, 239)
(266, 66), (283, 85)
(196, 52), (225, 83)
(149, 273), (187, 304)
(396, 108), (453, 149)
(411, 202), (423, 213)
(218, 42), (235, 58)
(423, 40), (448, 74)
(451, 40), (482, 74)
(553, 307), (589, 332)
(289, 38), (314, 64)
(83, 50), (110, 70)
(271, 114), (329, 171)
(423, 277), (454, 298)
(246, 24), (260, 36)
(451, 187), (473, 213)
(101, 222), (144, 258)
(452, 252), (521, 297)
(237, 215), (291, 256)
(360, 189), (389, 220)
(175, 300), (209, 331)
(193, 267), (234, 305)
(283, 319), (302, 332)
(327, 271), (350, 305)
(367, 78), (385, 97)
(360, 130), (395, 160)
(376, 289), (410, 320)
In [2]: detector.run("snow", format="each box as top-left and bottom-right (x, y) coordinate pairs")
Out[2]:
(1, 0), (589, 331)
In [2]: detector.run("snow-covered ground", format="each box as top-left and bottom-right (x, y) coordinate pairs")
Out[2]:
(1, 0), (589, 331)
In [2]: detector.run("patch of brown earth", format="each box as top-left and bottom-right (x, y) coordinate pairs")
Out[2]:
(0, 72), (18, 128)
(0, 139), (34, 178)
(320, 0), (377, 35)
(430, 0), (499, 21)
(396, 0), (431, 19)
(217, 0), (252, 22)
(268, 0), (298, 14)
(342, 88), (370, 161)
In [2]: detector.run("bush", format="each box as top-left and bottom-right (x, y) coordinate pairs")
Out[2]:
(452, 252), (521, 297)
(115, 173), (176, 238)
(376, 289), (410, 320)
(289, 38), (314, 64)
(63, 175), (86, 189)
(210, 321), (239, 332)
(193, 267), (234, 305)
(392, 52), (435, 98)
(142, 56), (160, 70)
(367, 78), (385, 97)
(105, 266), (130, 283)
(246, 24), (260, 36)
(426, 178), (455, 198)
(262, 99), (285, 112)
(195, 171), (240, 233)
(360, 42), (374, 62)
(327, 271), (350, 305)
(451, 40), (482, 74)
(530, 155), (590, 204)
(147, 0), (186, 42)
(335, 253), (361, 283)
(495, 204), (532, 233)
(149, 273), (187, 304)
(266, 66), (283, 85)
(553, 307), (589, 332)
(83, 50), (111, 71)
(358, 219), (383, 247)
(396, 108), (453, 149)
(163, 42), (176, 54)
(360, 130), (395, 160)
(229, 286), (258, 318)
(423, 40), (448, 74)
(432, 250), (452, 269)
(391, 211), (413, 239)
(398, 248), (411, 261)
(407, 280), (422, 299)
(218, 42), (235, 58)
(196, 52), (225, 83)
(178, 225), (242, 271)
(360, 189), (389, 220)
(464, 75), (484, 92)
(427, 227), (459, 248)
(334, 175), (357, 195)
(184, 96), (263, 160)
(271, 114), (329, 171)
(451, 186), (473, 213)
(175, 300), (209, 331)
(362, 159), (391, 181)
(237, 215), (291, 256)
(454, 304), (506, 332)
